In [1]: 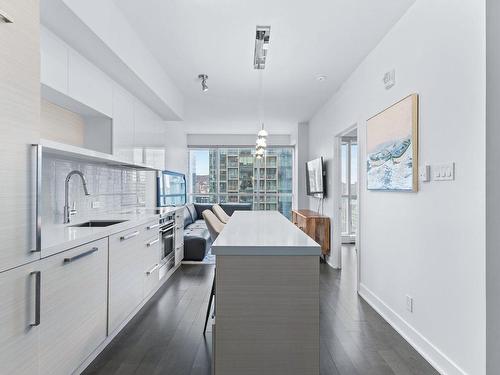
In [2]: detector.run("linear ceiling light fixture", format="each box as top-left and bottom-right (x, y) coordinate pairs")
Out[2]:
(0, 10), (13, 23)
(198, 74), (208, 92)
(254, 26), (271, 69)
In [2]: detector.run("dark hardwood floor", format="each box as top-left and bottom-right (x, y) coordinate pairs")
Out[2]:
(83, 247), (438, 375)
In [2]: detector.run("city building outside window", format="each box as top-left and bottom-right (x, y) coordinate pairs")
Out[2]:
(188, 147), (294, 219)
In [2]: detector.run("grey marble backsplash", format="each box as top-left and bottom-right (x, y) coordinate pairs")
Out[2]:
(42, 156), (148, 225)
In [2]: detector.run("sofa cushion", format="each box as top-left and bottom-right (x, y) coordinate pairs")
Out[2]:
(187, 220), (207, 230)
(186, 203), (199, 222)
(193, 202), (252, 218)
(219, 203), (252, 216)
(183, 206), (194, 228)
(183, 226), (211, 261)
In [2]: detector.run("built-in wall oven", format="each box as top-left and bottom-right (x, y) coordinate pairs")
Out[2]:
(159, 213), (176, 273)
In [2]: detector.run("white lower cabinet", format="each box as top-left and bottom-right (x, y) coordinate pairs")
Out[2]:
(39, 238), (108, 375)
(108, 225), (145, 333)
(0, 262), (40, 375)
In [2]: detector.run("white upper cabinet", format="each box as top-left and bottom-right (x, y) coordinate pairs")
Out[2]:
(40, 27), (68, 94)
(68, 49), (113, 117)
(112, 85), (135, 162)
(133, 99), (162, 147)
(133, 100), (166, 169)
(0, 0), (41, 272)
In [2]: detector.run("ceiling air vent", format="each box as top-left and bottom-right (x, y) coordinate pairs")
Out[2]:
(254, 26), (271, 70)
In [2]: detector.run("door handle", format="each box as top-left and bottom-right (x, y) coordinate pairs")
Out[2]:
(30, 271), (41, 327)
(31, 145), (42, 253)
(146, 264), (160, 275)
(146, 238), (159, 247)
(147, 223), (160, 230)
(64, 247), (98, 264)
(120, 231), (140, 241)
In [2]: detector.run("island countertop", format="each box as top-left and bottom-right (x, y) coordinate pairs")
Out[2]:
(211, 210), (321, 256)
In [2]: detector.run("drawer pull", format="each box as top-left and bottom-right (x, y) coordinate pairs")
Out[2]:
(64, 247), (98, 264)
(147, 223), (160, 230)
(120, 231), (140, 241)
(147, 238), (159, 247)
(146, 264), (160, 275)
(30, 271), (41, 327)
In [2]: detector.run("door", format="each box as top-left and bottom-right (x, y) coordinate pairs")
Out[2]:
(39, 238), (108, 375)
(0, 0), (41, 272)
(0, 262), (40, 375)
(109, 225), (145, 333)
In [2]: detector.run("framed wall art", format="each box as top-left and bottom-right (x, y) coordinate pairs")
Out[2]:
(366, 94), (419, 191)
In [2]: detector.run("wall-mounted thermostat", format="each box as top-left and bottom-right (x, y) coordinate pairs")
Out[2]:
(419, 165), (431, 182)
(383, 69), (396, 90)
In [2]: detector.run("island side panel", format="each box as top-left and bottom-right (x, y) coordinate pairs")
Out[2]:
(214, 255), (320, 375)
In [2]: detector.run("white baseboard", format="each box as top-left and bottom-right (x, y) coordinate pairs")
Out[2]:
(358, 283), (468, 375)
(74, 263), (182, 374)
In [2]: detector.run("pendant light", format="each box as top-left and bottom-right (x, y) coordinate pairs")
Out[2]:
(255, 69), (268, 160)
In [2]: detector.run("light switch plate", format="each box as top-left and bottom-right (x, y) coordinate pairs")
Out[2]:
(419, 165), (430, 182)
(433, 162), (455, 181)
(406, 295), (414, 312)
(91, 201), (101, 209)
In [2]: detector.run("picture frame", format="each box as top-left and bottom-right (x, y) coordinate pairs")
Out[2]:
(366, 93), (419, 191)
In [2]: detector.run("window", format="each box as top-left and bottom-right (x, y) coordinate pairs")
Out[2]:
(189, 147), (294, 219)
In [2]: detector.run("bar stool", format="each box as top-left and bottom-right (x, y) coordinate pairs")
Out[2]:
(212, 203), (230, 224)
(202, 210), (225, 335)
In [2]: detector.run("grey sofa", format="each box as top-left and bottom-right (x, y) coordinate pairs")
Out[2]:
(182, 203), (252, 261)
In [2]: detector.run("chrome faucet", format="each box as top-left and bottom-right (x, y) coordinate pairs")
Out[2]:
(63, 170), (90, 224)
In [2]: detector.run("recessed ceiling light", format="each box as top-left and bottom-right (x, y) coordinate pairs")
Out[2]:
(316, 75), (327, 82)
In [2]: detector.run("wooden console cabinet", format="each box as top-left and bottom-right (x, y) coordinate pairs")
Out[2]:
(291, 209), (330, 257)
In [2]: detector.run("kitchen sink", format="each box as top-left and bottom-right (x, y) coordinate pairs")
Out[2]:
(69, 220), (128, 228)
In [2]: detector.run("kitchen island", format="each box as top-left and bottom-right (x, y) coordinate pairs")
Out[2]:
(211, 210), (321, 375)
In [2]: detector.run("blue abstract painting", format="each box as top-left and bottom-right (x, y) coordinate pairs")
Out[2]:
(366, 94), (418, 191)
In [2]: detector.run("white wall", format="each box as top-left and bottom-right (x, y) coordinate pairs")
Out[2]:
(486, 1), (500, 374)
(307, 1), (486, 374)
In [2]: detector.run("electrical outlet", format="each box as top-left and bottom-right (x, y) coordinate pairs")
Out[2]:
(406, 295), (414, 313)
(91, 201), (101, 209)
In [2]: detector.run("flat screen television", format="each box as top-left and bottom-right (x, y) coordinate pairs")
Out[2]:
(157, 170), (187, 206)
(306, 157), (326, 198)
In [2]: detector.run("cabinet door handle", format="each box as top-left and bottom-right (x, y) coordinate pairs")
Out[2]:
(146, 238), (159, 247)
(147, 223), (160, 230)
(120, 231), (140, 241)
(31, 145), (42, 253)
(64, 247), (98, 264)
(30, 271), (41, 327)
(146, 264), (160, 275)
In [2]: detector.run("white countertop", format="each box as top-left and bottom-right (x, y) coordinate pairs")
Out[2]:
(41, 207), (180, 257)
(211, 211), (321, 256)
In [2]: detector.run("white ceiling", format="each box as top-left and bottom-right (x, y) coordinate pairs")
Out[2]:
(115, 0), (415, 133)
